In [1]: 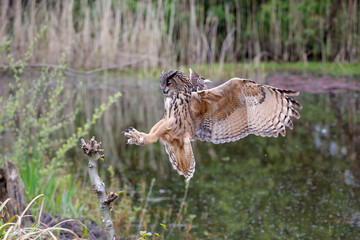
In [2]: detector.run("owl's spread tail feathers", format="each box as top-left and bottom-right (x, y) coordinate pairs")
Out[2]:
(162, 138), (195, 181)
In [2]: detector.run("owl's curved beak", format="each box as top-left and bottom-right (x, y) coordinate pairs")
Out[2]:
(163, 88), (169, 94)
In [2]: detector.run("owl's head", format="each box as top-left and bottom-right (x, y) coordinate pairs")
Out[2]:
(160, 70), (192, 96)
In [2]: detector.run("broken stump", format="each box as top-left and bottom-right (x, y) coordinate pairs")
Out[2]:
(0, 159), (31, 226)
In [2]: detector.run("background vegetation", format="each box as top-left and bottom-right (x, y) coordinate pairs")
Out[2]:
(0, 0), (359, 69)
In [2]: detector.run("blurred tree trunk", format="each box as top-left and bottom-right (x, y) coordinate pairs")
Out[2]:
(325, 0), (340, 60)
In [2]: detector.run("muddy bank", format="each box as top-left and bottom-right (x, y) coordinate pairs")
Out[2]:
(40, 213), (106, 240)
(266, 72), (360, 93)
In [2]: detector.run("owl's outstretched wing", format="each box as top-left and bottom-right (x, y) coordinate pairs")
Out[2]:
(162, 138), (195, 180)
(190, 78), (302, 144)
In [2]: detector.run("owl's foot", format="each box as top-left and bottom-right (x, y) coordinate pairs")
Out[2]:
(123, 127), (145, 145)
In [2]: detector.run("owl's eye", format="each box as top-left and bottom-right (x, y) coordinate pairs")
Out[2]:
(166, 79), (171, 86)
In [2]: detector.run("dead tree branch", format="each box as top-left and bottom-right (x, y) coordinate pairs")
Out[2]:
(81, 137), (118, 240)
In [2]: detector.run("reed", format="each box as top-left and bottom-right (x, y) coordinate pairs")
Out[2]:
(0, 0), (358, 69)
(0, 195), (83, 239)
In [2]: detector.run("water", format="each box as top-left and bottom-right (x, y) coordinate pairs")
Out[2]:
(147, 97), (359, 239)
(3, 69), (359, 239)
(107, 72), (359, 239)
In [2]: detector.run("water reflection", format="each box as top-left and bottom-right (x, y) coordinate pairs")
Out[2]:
(113, 74), (359, 239)
(5, 70), (358, 238)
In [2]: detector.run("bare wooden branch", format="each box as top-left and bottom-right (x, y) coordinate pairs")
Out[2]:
(81, 136), (118, 240)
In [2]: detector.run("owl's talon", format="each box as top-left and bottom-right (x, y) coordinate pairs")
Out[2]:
(123, 127), (144, 145)
(125, 127), (135, 133)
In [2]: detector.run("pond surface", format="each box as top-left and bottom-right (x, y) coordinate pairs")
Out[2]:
(96, 71), (358, 239)
(5, 69), (359, 239)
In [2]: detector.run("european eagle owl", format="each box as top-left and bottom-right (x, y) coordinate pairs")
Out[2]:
(124, 69), (302, 180)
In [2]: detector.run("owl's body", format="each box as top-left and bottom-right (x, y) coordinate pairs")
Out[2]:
(125, 69), (302, 180)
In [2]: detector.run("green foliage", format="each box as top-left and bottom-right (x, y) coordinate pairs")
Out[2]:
(54, 91), (122, 161)
(137, 229), (161, 240)
(0, 40), (11, 56)
(0, 28), (122, 216)
(2, 0), (359, 68)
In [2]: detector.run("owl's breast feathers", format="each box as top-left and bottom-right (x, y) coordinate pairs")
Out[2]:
(162, 91), (196, 180)
(164, 92), (195, 138)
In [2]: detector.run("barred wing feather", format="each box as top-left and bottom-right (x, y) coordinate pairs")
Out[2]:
(190, 78), (302, 144)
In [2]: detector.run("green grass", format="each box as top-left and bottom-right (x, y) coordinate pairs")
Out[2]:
(257, 61), (360, 75)
(104, 61), (360, 83)
(189, 61), (360, 77)
(0, 195), (82, 239)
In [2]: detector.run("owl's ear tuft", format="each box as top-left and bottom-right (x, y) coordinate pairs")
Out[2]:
(189, 68), (199, 84)
(160, 70), (178, 80)
(189, 68), (194, 75)
(160, 70), (178, 85)
(168, 70), (178, 79)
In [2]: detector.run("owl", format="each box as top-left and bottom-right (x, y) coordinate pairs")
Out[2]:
(124, 69), (302, 180)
